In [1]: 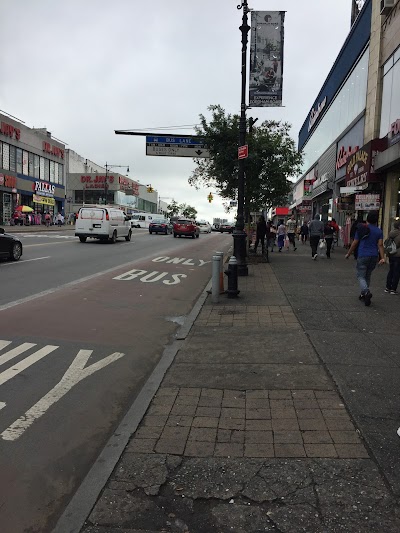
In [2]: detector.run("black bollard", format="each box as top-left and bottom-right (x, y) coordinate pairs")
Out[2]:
(224, 256), (240, 298)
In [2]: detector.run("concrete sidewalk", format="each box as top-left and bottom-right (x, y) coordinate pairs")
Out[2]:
(70, 244), (400, 532)
(4, 224), (74, 233)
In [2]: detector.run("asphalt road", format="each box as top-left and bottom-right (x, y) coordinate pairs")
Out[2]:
(0, 229), (232, 532)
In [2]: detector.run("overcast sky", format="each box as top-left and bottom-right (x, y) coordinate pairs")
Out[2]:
(1, 0), (352, 221)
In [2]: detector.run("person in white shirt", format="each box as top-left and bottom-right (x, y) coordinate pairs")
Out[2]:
(277, 220), (286, 252)
(286, 215), (297, 251)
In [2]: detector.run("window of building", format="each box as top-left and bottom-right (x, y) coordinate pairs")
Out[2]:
(9, 145), (16, 172)
(0, 143), (2, 168)
(50, 160), (56, 183)
(16, 148), (22, 173)
(44, 158), (49, 181)
(58, 163), (64, 185)
(40, 156), (45, 180)
(380, 46), (400, 138)
(28, 152), (34, 176)
(34, 154), (40, 178)
(23, 151), (29, 175)
(54, 162), (59, 184)
(2, 143), (9, 170)
(301, 46), (369, 174)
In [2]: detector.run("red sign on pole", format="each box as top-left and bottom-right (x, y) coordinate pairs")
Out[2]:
(238, 145), (248, 159)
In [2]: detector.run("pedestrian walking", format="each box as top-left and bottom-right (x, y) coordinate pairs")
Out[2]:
(300, 222), (309, 244)
(384, 219), (400, 295)
(254, 215), (267, 254)
(269, 223), (277, 252)
(286, 214), (297, 251)
(277, 220), (286, 252)
(45, 212), (51, 227)
(309, 214), (324, 260)
(56, 212), (63, 227)
(324, 220), (335, 258)
(345, 212), (385, 306)
(350, 215), (363, 259)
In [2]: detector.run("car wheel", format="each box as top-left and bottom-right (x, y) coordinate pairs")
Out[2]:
(110, 231), (117, 243)
(125, 230), (132, 241)
(79, 236), (87, 243)
(196, 233), (199, 238)
(10, 242), (22, 261)
(150, 231), (153, 234)
(179, 235), (182, 238)
(192, 233), (195, 239)
(174, 233), (177, 238)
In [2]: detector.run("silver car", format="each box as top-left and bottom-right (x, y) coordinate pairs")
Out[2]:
(197, 221), (212, 233)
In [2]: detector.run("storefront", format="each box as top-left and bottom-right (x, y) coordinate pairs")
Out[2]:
(68, 173), (140, 215)
(0, 113), (65, 225)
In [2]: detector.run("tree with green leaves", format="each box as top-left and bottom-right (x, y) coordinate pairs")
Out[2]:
(189, 104), (303, 217)
(166, 200), (197, 220)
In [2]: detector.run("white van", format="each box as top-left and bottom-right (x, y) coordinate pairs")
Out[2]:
(129, 212), (154, 229)
(75, 206), (132, 243)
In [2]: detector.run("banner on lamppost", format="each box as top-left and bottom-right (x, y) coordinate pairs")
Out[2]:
(249, 11), (285, 107)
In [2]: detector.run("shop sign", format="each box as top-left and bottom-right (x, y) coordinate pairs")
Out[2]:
(118, 176), (139, 196)
(345, 139), (387, 187)
(81, 175), (115, 185)
(43, 142), (64, 159)
(33, 181), (55, 198)
(0, 173), (17, 188)
(308, 96), (327, 132)
(389, 119), (400, 147)
(0, 121), (20, 140)
(303, 179), (313, 196)
(355, 194), (380, 211)
(336, 145), (359, 170)
(33, 194), (55, 206)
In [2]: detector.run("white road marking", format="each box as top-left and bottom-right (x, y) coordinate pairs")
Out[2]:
(0, 342), (36, 366)
(1, 256), (50, 266)
(0, 345), (58, 386)
(24, 242), (74, 247)
(0, 402), (6, 410)
(0, 340), (12, 352)
(1, 349), (124, 441)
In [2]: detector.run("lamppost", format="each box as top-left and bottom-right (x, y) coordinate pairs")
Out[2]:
(104, 162), (130, 205)
(233, 1), (251, 276)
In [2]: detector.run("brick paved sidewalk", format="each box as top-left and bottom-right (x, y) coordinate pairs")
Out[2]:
(80, 263), (400, 533)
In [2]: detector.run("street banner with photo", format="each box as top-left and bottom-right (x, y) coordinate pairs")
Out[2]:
(355, 194), (380, 211)
(249, 11), (285, 107)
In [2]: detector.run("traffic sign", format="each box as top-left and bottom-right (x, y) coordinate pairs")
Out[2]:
(238, 145), (248, 159)
(146, 136), (210, 158)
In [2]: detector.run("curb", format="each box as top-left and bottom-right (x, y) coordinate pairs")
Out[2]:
(52, 277), (212, 533)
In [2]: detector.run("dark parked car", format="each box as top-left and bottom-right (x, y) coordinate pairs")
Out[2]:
(173, 219), (200, 239)
(149, 219), (173, 235)
(219, 223), (235, 233)
(0, 228), (23, 261)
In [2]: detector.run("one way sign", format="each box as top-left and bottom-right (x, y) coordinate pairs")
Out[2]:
(146, 136), (210, 158)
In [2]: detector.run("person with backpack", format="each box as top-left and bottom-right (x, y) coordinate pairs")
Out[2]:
(345, 212), (385, 306)
(384, 220), (400, 295)
(323, 221), (335, 258)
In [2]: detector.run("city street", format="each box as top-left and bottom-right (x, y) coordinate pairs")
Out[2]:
(0, 229), (232, 532)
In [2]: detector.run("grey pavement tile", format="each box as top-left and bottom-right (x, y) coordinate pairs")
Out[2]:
(274, 443), (306, 457)
(163, 363), (333, 390)
(273, 431), (303, 444)
(245, 430), (273, 444)
(188, 427), (217, 442)
(214, 442), (244, 457)
(305, 443), (338, 457)
(298, 418), (328, 431)
(295, 309), (355, 332)
(307, 329), (398, 367)
(271, 418), (300, 431)
(302, 431), (333, 444)
(244, 443), (274, 457)
(191, 416), (219, 428)
(184, 440), (215, 457)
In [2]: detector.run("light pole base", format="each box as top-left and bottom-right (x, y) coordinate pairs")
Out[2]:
(232, 230), (248, 276)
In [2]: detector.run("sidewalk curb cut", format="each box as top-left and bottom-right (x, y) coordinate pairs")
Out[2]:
(52, 278), (212, 533)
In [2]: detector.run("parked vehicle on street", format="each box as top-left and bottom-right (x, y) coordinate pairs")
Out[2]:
(197, 220), (212, 233)
(75, 206), (132, 243)
(220, 223), (235, 233)
(0, 228), (23, 261)
(173, 219), (200, 239)
(130, 212), (155, 229)
(149, 219), (173, 235)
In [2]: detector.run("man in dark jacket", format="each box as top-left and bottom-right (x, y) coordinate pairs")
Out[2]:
(309, 214), (324, 260)
(254, 215), (267, 254)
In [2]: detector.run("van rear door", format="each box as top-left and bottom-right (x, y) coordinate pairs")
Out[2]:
(78, 208), (106, 232)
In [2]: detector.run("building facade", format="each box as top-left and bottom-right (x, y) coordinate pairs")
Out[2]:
(0, 113), (65, 225)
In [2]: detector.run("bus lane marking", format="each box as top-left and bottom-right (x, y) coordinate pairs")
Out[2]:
(1, 348), (125, 441)
(152, 256), (211, 267)
(113, 269), (187, 284)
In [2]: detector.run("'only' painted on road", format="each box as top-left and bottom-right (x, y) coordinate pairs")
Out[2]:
(152, 257), (211, 267)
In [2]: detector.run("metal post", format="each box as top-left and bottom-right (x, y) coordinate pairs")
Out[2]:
(216, 251), (225, 293)
(212, 255), (221, 303)
(234, 1), (250, 276)
(105, 163), (108, 205)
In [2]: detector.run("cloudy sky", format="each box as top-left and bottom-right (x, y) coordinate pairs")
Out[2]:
(1, 0), (353, 221)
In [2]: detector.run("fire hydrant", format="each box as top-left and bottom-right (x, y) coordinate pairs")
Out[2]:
(225, 256), (240, 299)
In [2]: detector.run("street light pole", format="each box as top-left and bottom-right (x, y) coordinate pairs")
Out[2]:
(104, 162), (130, 205)
(234, 1), (250, 276)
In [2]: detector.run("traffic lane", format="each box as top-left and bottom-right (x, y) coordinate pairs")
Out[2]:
(0, 231), (231, 307)
(0, 236), (231, 531)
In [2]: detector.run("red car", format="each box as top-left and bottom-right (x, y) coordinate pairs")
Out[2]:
(173, 219), (200, 239)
